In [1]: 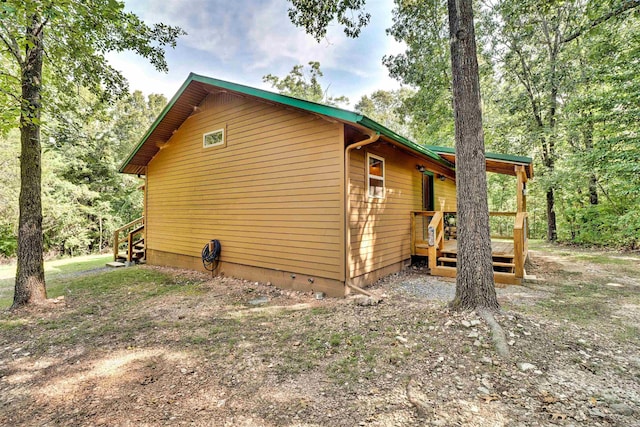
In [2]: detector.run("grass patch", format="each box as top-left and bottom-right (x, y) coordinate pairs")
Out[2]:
(1, 266), (209, 353)
(573, 254), (639, 266)
(533, 280), (640, 324)
(0, 254), (112, 308)
(0, 254), (112, 280)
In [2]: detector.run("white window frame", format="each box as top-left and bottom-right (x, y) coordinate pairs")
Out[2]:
(203, 128), (225, 149)
(367, 152), (385, 199)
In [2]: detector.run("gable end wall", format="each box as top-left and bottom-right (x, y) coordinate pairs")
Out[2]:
(145, 92), (345, 294)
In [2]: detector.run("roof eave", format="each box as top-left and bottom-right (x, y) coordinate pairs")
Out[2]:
(118, 72), (199, 173)
(119, 73), (455, 174)
(358, 118), (454, 169)
(426, 145), (533, 164)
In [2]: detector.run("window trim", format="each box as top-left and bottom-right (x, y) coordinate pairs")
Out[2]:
(367, 152), (385, 199)
(203, 127), (226, 149)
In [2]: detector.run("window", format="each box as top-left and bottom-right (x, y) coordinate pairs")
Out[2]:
(203, 128), (225, 148)
(367, 153), (385, 199)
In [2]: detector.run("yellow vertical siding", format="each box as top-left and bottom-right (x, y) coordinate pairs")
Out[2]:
(434, 177), (457, 211)
(146, 92), (344, 280)
(348, 142), (423, 278)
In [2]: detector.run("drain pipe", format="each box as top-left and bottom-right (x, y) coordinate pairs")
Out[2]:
(344, 131), (380, 296)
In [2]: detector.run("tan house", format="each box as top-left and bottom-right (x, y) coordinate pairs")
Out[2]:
(115, 73), (533, 296)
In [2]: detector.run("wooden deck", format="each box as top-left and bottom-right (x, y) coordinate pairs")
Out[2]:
(441, 239), (514, 258)
(411, 210), (528, 286)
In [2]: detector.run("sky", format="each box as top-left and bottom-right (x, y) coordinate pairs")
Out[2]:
(108, 0), (405, 108)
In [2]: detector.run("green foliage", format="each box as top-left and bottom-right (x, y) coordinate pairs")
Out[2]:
(383, 0), (455, 146)
(263, 61), (349, 106)
(354, 88), (415, 137)
(287, 0), (370, 41)
(0, 130), (19, 257)
(0, 91), (166, 258)
(0, 1), (184, 124)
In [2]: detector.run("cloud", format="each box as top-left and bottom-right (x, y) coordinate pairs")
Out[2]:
(115, 0), (407, 106)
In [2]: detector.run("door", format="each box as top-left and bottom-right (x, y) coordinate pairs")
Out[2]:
(423, 172), (434, 211)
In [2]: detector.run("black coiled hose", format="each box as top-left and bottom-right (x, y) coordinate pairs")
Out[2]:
(201, 240), (221, 272)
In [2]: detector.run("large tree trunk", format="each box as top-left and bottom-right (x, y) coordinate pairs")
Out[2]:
(447, 0), (499, 311)
(13, 16), (46, 308)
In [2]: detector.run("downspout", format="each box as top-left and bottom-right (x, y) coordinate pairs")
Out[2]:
(344, 131), (380, 296)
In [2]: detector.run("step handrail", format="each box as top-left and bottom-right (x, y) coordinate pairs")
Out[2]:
(427, 211), (444, 271)
(513, 212), (528, 278)
(113, 216), (144, 261)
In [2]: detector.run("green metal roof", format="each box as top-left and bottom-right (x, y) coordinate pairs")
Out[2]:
(425, 145), (532, 164)
(119, 73), (450, 173)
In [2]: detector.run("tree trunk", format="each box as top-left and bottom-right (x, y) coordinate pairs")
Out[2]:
(583, 119), (598, 205)
(447, 0), (499, 311)
(589, 176), (598, 205)
(546, 188), (557, 242)
(13, 16), (47, 308)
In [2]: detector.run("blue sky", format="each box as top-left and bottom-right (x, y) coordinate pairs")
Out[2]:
(108, 0), (405, 107)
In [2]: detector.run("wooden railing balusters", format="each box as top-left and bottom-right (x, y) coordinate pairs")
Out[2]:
(113, 216), (145, 262)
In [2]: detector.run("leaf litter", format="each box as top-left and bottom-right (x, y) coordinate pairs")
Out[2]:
(0, 247), (638, 426)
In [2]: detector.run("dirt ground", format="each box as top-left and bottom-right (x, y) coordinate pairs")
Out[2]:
(0, 245), (639, 426)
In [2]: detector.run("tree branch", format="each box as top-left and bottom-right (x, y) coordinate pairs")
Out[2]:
(0, 87), (21, 103)
(562, 0), (640, 43)
(510, 42), (544, 129)
(0, 23), (25, 66)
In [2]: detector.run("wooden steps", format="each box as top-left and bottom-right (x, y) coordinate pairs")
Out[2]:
(115, 238), (145, 263)
(113, 217), (145, 263)
(436, 251), (516, 274)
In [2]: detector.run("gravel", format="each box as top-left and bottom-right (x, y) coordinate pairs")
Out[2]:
(373, 265), (549, 303)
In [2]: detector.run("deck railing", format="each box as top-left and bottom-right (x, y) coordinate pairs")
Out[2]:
(411, 211), (435, 256)
(113, 216), (145, 262)
(489, 212), (517, 239)
(410, 210), (529, 284)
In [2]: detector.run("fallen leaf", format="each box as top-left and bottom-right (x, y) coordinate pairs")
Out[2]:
(479, 393), (500, 403)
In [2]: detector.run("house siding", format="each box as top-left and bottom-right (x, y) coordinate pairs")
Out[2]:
(348, 142), (423, 280)
(434, 177), (457, 211)
(348, 141), (458, 282)
(146, 92), (345, 285)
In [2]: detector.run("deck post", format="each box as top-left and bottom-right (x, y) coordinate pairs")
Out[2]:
(427, 211), (443, 271)
(516, 165), (528, 213)
(127, 231), (133, 263)
(410, 212), (416, 256)
(513, 212), (527, 279)
(113, 231), (119, 261)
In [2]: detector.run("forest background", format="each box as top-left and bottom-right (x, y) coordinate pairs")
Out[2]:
(1, 0), (638, 260)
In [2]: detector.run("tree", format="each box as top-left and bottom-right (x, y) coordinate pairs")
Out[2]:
(482, 0), (640, 241)
(354, 88), (415, 137)
(0, 1), (183, 307)
(383, 0), (455, 146)
(263, 61), (349, 106)
(0, 91), (167, 259)
(446, 0), (498, 310)
(286, 0), (499, 310)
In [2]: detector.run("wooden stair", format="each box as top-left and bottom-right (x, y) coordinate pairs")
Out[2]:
(437, 250), (516, 274)
(115, 238), (145, 263)
(113, 218), (145, 264)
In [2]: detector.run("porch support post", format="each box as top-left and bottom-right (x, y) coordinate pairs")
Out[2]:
(515, 165), (528, 213)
